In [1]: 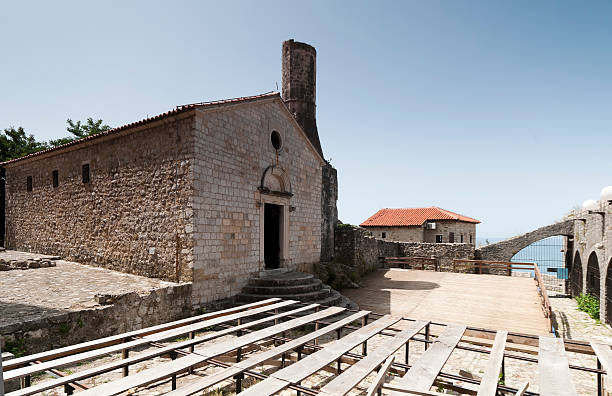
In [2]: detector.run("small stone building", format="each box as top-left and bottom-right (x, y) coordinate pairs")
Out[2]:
(360, 207), (479, 244)
(1, 40), (338, 306)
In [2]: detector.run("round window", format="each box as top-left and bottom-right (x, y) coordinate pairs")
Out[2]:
(271, 130), (282, 151)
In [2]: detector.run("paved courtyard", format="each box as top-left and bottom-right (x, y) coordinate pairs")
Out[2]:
(0, 250), (178, 328)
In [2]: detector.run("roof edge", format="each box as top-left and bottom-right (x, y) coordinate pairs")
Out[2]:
(1, 92), (280, 166)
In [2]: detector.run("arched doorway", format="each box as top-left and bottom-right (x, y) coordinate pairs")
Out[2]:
(606, 259), (612, 326)
(570, 251), (582, 297)
(586, 252), (600, 301)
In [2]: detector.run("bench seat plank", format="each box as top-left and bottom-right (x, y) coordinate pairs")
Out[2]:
(591, 342), (612, 376)
(165, 310), (371, 396)
(390, 324), (466, 394)
(238, 315), (401, 396)
(4, 299), (298, 381)
(77, 306), (345, 396)
(7, 302), (314, 396)
(3, 298), (281, 371)
(538, 336), (577, 396)
(476, 330), (508, 396)
(320, 320), (429, 396)
(364, 355), (395, 396)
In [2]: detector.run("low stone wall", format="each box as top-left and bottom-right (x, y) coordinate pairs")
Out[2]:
(334, 226), (475, 276)
(0, 283), (193, 355)
(397, 242), (475, 271)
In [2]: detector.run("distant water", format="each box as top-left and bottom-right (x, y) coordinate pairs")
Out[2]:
(478, 236), (566, 279)
(511, 236), (566, 279)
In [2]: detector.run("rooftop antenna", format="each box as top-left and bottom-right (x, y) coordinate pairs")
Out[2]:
(275, 81), (278, 91)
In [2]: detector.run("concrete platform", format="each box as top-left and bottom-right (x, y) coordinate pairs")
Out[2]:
(342, 268), (550, 335)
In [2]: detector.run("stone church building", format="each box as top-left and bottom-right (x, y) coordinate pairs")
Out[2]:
(1, 40), (338, 306)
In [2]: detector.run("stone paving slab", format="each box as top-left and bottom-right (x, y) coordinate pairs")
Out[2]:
(0, 252), (178, 328)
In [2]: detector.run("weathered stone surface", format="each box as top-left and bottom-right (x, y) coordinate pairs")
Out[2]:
(4, 117), (195, 284)
(0, 260), (191, 355)
(320, 164), (338, 262)
(476, 220), (575, 262)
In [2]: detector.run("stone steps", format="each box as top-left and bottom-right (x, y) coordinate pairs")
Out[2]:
(242, 279), (323, 295)
(237, 270), (357, 309)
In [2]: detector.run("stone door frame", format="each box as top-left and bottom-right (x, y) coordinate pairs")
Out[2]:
(256, 191), (290, 270)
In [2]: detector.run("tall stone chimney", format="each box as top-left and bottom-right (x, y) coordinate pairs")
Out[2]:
(282, 39), (323, 158)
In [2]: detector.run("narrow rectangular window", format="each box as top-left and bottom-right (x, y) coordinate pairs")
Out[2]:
(460, 234), (464, 243)
(82, 164), (90, 183)
(470, 234), (473, 244)
(52, 170), (59, 188)
(27, 176), (32, 192)
(436, 235), (443, 243)
(381, 232), (386, 239)
(449, 232), (455, 243)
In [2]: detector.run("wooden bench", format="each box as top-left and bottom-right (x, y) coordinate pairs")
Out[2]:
(3, 297), (282, 371)
(6, 301), (316, 396)
(238, 315), (402, 396)
(165, 310), (372, 396)
(389, 324), (466, 394)
(538, 336), (577, 396)
(380, 256), (438, 271)
(320, 320), (429, 396)
(476, 330), (508, 396)
(77, 306), (347, 396)
(4, 299), (299, 382)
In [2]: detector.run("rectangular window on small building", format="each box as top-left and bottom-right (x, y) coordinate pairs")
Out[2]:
(460, 234), (464, 243)
(470, 234), (473, 244)
(82, 164), (90, 183)
(381, 232), (386, 239)
(449, 232), (455, 243)
(27, 176), (32, 192)
(436, 235), (443, 243)
(52, 170), (59, 188)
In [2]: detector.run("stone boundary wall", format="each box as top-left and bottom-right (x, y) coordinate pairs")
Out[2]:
(334, 226), (475, 276)
(0, 283), (193, 355)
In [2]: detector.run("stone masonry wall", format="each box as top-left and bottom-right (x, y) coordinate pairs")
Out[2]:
(334, 226), (475, 277)
(0, 283), (192, 355)
(363, 226), (423, 242)
(4, 115), (196, 282)
(568, 203), (611, 322)
(422, 221), (476, 244)
(190, 99), (323, 305)
(321, 164), (338, 262)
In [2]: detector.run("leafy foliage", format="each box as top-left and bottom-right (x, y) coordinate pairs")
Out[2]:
(576, 293), (600, 320)
(5, 337), (27, 357)
(48, 118), (111, 147)
(0, 127), (49, 162)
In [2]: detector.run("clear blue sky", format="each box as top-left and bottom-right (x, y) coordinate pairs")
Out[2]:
(2, 1), (611, 239)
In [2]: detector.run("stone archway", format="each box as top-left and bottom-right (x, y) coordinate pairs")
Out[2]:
(586, 251), (600, 301)
(570, 251), (582, 297)
(607, 258), (612, 326)
(476, 220), (574, 262)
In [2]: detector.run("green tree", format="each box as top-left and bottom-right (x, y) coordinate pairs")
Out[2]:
(48, 118), (111, 147)
(0, 127), (49, 162)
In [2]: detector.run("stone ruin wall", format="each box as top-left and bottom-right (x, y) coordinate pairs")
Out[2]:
(334, 226), (475, 278)
(0, 283), (192, 356)
(4, 114), (196, 283)
(320, 163), (338, 262)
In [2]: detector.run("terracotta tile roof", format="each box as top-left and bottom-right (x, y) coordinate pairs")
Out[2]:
(1, 92), (279, 166)
(360, 207), (480, 227)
